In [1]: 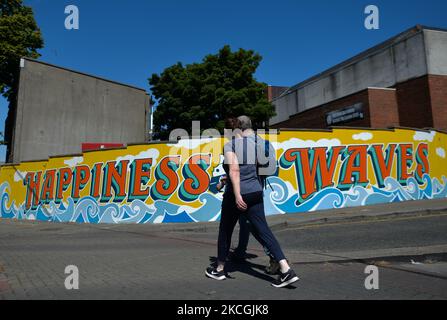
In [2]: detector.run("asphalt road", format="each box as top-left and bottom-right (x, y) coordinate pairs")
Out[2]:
(0, 211), (446, 300)
(168, 211), (447, 261)
(275, 212), (447, 252)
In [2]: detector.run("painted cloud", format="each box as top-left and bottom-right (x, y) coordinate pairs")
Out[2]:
(271, 138), (341, 150)
(115, 148), (160, 166)
(167, 138), (218, 149)
(352, 132), (373, 141)
(64, 156), (84, 168)
(436, 147), (446, 158)
(13, 170), (27, 182)
(413, 131), (436, 142)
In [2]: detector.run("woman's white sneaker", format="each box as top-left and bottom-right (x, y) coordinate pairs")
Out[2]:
(205, 266), (226, 281)
(271, 269), (299, 288)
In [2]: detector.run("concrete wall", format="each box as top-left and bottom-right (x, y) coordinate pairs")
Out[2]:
(424, 28), (447, 130)
(266, 86), (289, 102)
(424, 29), (447, 76)
(10, 58), (150, 162)
(270, 26), (437, 126)
(0, 128), (446, 224)
(272, 90), (298, 124)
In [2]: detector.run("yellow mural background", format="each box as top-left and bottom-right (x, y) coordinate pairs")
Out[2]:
(0, 128), (446, 224)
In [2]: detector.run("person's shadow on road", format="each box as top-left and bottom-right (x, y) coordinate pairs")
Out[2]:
(208, 255), (297, 289)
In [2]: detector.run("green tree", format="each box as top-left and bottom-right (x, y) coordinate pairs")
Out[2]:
(0, 0), (43, 159)
(149, 45), (275, 140)
(0, 0), (43, 99)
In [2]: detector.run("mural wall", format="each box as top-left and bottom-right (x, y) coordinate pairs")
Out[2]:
(1, 128), (446, 224)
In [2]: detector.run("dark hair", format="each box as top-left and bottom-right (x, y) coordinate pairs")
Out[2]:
(224, 117), (240, 130)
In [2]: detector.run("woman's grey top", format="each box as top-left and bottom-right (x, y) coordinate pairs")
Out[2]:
(223, 134), (263, 195)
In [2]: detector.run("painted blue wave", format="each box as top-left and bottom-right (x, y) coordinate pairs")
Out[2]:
(189, 193), (222, 222)
(163, 210), (195, 223)
(1, 173), (446, 224)
(276, 187), (345, 213)
(272, 173), (446, 213)
(433, 176), (447, 198)
(0, 183), (27, 220)
(344, 186), (370, 207)
(146, 193), (223, 223)
(263, 176), (289, 215)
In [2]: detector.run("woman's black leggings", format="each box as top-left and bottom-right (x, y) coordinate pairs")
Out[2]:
(217, 191), (286, 263)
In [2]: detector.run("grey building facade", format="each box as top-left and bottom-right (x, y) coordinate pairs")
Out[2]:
(6, 58), (151, 163)
(270, 25), (447, 130)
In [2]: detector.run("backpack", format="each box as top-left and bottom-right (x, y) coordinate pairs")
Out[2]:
(255, 135), (277, 190)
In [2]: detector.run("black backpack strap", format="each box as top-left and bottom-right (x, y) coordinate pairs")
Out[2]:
(255, 134), (260, 170)
(255, 134), (267, 189)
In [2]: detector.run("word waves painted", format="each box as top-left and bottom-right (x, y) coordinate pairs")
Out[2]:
(1, 128), (446, 224)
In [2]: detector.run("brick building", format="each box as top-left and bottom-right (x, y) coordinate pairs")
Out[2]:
(269, 25), (447, 131)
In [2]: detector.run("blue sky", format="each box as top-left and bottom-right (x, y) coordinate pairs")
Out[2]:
(1, 0), (446, 161)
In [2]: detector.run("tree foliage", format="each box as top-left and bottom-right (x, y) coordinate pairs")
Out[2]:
(0, 0), (43, 100)
(149, 45), (275, 140)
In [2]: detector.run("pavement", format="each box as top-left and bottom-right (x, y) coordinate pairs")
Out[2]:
(0, 198), (447, 300)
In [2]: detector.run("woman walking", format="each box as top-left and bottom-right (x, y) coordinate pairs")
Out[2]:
(205, 116), (299, 288)
(215, 118), (280, 275)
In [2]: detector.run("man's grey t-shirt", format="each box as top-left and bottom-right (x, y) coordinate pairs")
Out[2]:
(223, 134), (263, 196)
